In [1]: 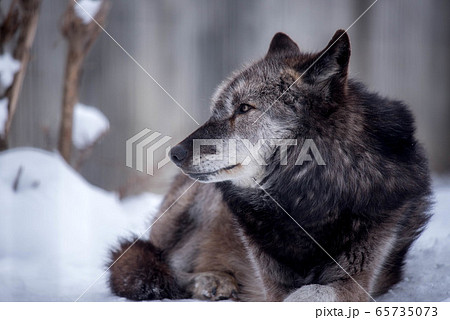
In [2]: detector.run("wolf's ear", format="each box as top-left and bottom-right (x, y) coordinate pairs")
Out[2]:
(266, 33), (300, 57)
(306, 29), (351, 84)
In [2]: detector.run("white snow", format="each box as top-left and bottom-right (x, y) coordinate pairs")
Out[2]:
(378, 178), (450, 302)
(0, 98), (8, 137)
(72, 102), (109, 149)
(0, 52), (21, 88)
(74, 0), (102, 24)
(0, 148), (161, 301)
(0, 147), (449, 301)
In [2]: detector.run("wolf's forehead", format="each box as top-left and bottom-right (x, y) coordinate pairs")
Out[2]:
(210, 78), (257, 117)
(210, 62), (279, 115)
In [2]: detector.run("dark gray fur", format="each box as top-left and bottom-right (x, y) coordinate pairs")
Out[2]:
(109, 30), (431, 301)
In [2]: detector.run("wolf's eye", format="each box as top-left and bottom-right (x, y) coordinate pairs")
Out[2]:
(237, 104), (253, 114)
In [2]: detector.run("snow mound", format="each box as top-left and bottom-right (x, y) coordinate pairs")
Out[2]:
(0, 52), (21, 88)
(0, 148), (162, 301)
(72, 102), (109, 149)
(74, 0), (102, 24)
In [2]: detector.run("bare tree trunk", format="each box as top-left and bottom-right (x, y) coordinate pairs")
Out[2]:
(0, 0), (41, 151)
(58, 38), (84, 162)
(73, 130), (108, 171)
(58, 0), (109, 163)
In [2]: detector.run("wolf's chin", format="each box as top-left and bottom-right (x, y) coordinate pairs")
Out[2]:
(181, 164), (242, 182)
(182, 163), (266, 188)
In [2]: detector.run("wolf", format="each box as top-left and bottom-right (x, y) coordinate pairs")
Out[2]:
(109, 30), (431, 301)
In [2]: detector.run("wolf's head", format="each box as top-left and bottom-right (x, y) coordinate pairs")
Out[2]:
(170, 30), (351, 185)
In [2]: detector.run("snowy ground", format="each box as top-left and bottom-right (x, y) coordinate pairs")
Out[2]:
(0, 148), (449, 302)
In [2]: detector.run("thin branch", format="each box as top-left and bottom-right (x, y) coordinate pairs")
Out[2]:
(12, 165), (23, 192)
(0, 0), (20, 49)
(0, 0), (41, 150)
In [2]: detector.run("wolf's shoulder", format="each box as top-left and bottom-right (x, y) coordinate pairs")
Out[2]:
(347, 80), (418, 160)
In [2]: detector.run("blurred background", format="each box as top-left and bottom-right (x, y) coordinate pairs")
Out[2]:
(3, 0), (450, 195)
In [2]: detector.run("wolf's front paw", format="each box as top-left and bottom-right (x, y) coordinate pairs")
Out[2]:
(189, 272), (239, 301)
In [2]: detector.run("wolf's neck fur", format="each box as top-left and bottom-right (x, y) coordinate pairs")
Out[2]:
(216, 81), (430, 286)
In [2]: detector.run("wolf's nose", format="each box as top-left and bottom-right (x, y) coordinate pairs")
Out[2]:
(170, 145), (188, 165)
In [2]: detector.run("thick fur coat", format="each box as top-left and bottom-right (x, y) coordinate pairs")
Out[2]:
(109, 30), (431, 301)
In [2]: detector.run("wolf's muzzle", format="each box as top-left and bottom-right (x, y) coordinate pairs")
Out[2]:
(170, 144), (188, 166)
